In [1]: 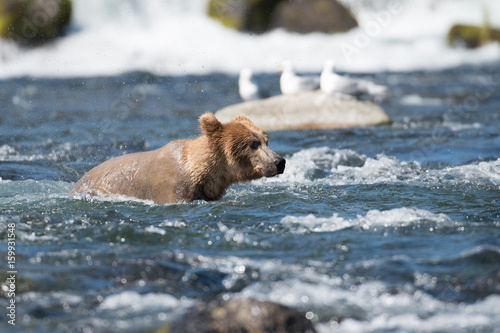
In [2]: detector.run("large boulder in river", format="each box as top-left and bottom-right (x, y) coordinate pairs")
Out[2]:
(170, 298), (317, 333)
(0, 0), (72, 46)
(215, 91), (392, 131)
(207, 0), (357, 34)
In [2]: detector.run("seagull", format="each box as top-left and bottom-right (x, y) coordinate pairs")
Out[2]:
(279, 60), (320, 95)
(238, 68), (260, 101)
(320, 59), (387, 98)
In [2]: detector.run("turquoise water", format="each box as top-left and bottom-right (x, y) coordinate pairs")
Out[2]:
(1, 65), (499, 332)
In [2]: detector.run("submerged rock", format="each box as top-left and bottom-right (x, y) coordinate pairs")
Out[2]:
(215, 90), (392, 131)
(0, 0), (72, 46)
(207, 0), (356, 34)
(169, 298), (317, 333)
(447, 24), (500, 48)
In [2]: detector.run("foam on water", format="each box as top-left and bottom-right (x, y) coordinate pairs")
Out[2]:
(422, 158), (500, 186)
(234, 265), (500, 333)
(259, 147), (500, 187)
(332, 154), (423, 185)
(98, 291), (190, 311)
(281, 213), (353, 234)
(217, 222), (253, 245)
(256, 147), (367, 184)
(158, 219), (188, 229)
(334, 295), (500, 333)
(0, 143), (73, 162)
(281, 207), (452, 234)
(399, 94), (446, 106)
(0, 179), (71, 204)
(144, 225), (167, 235)
(0, 144), (44, 162)
(85, 291), (193, 331)
(1, 0), (500, 78)
(21, 291), (84, 310)
(442, 121), (482, 132)
(257, 147), (420, 185)
(71, 192), (157, 206)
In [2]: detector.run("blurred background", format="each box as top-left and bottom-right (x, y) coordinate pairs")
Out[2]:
(1, 0), (499, 78)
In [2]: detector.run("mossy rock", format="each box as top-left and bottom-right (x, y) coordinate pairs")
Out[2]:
(0, 0), (72, 46)
(207, 0), (357, 34)
(447, 24), (500, 48)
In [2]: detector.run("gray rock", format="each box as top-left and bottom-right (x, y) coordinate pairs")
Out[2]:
(215, 90), (392, 131)
(170, 298), (317, 333)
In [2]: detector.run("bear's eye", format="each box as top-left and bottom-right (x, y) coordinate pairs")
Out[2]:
(249, 141), (260, 150)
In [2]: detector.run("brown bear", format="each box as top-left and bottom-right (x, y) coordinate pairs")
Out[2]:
(69, 113), (285, 204)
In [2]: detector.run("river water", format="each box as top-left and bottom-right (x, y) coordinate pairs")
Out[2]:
(0, 63), (499, 332)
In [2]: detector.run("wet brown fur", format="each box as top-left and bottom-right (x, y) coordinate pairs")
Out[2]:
(69, 113), (285, 204)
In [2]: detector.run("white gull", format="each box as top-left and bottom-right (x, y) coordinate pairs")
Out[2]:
(279, 60), (320, 95)
(320, 59), (387, 97)
(238, 68), (260, 101)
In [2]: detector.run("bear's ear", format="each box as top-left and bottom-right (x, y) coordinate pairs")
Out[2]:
(199, 113), (223, 137)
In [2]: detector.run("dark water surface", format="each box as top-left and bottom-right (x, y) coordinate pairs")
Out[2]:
(1, 65), (499, 332)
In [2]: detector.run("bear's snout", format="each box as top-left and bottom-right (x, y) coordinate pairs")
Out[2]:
(275, 156), (286, 174)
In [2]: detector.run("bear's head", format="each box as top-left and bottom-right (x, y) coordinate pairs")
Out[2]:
(199, 113), (285, 181)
